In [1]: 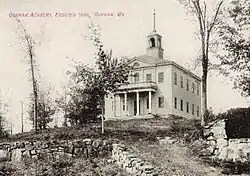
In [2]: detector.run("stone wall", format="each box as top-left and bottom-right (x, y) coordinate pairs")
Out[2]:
(0, 139), (159, 175)
(0, 138), (113, 163)
(204, 120), (250, 162)
(112, 143), (159, 176)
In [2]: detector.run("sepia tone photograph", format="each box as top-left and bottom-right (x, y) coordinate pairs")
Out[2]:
(0, 0), (249, 175)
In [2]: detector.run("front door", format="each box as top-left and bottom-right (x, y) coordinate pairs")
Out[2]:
(134, 100), (140, 115)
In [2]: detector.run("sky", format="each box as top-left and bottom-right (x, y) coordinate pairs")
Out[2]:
(0, 0), (249, 133)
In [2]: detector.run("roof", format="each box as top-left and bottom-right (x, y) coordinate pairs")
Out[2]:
(128, 55), (170, 65)
(127, 55), (201, 81)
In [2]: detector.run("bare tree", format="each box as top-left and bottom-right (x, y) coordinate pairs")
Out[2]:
(179, 0), (224, 126)
(16, 18), (39, 132)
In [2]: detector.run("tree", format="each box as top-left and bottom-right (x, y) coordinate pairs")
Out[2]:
(28, 86), (56, 130)
(0, 94), (9, 136)
(56, 84), (69, 127)
(67, 21), (130, 132)
(216, 0), (250, 97)
(57, 75), (103, 127)
(179, 0), (224, 126)
(16, 18), (39, 132)
(87, 21), (130, 133)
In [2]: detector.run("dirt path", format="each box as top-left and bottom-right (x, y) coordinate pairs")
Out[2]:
(129, 140), (224, 176)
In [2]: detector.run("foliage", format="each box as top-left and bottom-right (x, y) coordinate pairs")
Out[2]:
(153, 114), (161, 118)
(3, 156), (126, 176)
(62, 21), (130, 126)
(28, 86), (56, 130)
(74, 21), (130, 102)
(0, 95), (9, 137)
(206, 107), (217, 124)
(216, 0), (250, 97)
(57, 79), (103, 126)
(216, 107), (250, 138)
(0, 162), (16, 175)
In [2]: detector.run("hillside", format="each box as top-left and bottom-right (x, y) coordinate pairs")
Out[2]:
(0, 117), (246, 175)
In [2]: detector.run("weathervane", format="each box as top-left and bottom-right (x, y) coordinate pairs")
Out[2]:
(153, 9), (156, 32)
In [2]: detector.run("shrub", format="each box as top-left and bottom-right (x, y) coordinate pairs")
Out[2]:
(206, 107), (217, 124)
(217, 107), (250, 138)
(52, 160), (73, 169)
(220, 160), (250, 175)
(0, 162), (16, 175)
(153, 114), (161, 118)
(168, 115), (202, 143)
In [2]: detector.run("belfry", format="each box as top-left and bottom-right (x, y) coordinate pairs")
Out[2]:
(146, 9), (164, 59)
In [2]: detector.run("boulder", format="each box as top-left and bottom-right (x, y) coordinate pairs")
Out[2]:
(92, 139), (102, 149)
(0, 150), (8, 160)
(11, 149), (22, 163)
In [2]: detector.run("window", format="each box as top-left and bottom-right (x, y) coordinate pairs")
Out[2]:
(197, 106), (199, 117)
(192, 104), (195, 115)
(197, 84), (200, 96)
(186, 79), (189, 91)
(122, 99), (125, 110)
(158, 72), (164, 83)
(192, 83), (195, 93)
(186, 102), (189, 113)
(146, 98), (149, 109)
(133, 62), (140, 68)
(158, 97), (164, 108)
(174, 97), (177, 109)
(112, 101), (114, 111)
(180, 99), (183, 111)
(180, 76), (183, 88)
(146, 73), (152, 82)
(150, 37), (156, 47)
(174, 72), (177, 85)
(134, 73), (139, 82)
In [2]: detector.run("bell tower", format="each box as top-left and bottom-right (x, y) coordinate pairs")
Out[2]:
(146, 9), (164, 59)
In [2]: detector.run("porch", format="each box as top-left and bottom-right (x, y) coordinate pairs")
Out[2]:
(113, 81), (157, 118)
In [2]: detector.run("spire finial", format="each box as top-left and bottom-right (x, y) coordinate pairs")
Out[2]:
(153, 9), (156, 32)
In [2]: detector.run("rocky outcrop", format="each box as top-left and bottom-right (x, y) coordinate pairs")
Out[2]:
(112, 143), (159, 176)
(203, 120), (250, 162)
(203, 120), (228, 158)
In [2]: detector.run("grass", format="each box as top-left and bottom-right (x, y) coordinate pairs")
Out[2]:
(1, 118), (173, 143)
(105, 115), (202, 143)
(0, 156), (128, 176)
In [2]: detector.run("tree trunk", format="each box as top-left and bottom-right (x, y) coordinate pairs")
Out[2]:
(190, 0), (223, 127)
(42, 104), (46, 130)
(42, 117), (46, 130)
(248, 78), (250, 96)
(30, 52), (38, 132)
(64, 113), (68, 127)
(101, 96), (105, 134)
(200, 37), (207, 127)
(201, 68), (207, 126)
(64, 91), (68, 127)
